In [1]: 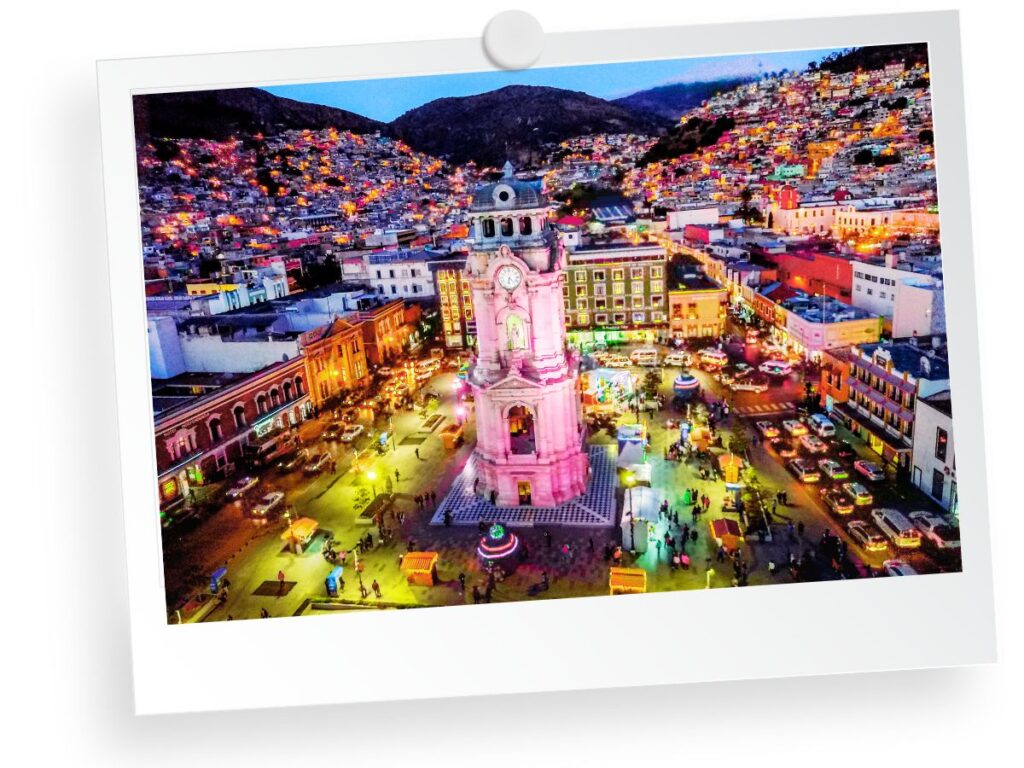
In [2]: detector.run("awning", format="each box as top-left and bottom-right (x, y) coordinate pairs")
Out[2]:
(400, 551), (439, 573)
(281, 517), (318, 541)
(609, 567), (647, 593)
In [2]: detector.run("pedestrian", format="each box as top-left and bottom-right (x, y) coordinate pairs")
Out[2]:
(544, 530), (552, 549)
(371, 579), (382, 598)
(260, 607), (269, 619)
(443, 509), (452, 527)
(431, 490), (437, 506)
(395, 468), (401, 482)
(797, 521), (805, 537)
(471, 585), (481, 604)
(277, 570), (285, 591)
(458, 572), (466, 593)
(415, 447), (420, 460)
(768, 560), (777, 576)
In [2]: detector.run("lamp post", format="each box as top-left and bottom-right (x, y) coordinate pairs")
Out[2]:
(623, 471), (636, 549)
(367, 469), (378, 498)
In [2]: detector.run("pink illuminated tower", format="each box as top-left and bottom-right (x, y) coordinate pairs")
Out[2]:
(464, 163), (589, 507)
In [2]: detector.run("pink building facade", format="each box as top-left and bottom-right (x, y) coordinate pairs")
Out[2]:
(465, 166), (589, 507)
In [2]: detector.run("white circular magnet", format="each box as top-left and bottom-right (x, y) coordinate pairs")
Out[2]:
(483, 10), (544, 70)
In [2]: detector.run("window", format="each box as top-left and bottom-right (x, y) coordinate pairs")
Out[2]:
(595, 313), (608, 325)
(208, 419), (222, 443)
(593, 270), (606, 281)
(613, 313), (626, 324)
(500, 218), (514, 237)
(233, 405), (247, 429)
(576, 312), (589, 325)
(649, 280), (663, 293)
(573, 269), (587, 282)
(631, 281), (644, 294)
(594, 298), (607, 310)
(652, 311), (665, 322)
(651, 295), (664, 307)
(613, 297), (626, 309)
(632, 311), (646, 323)
(593, 284), (606, 297)
(482, 219), (495, 238)
(612, 282), (625, 295)
(575, 285), (588, 297)
(631, 267), (644, 279)
(519, 217), (533, 235)
(576, 298), (588, 310)
(632, 296), (644, 309)
(650, 266), (663, 278)
(935, 426), (948, 462)
(612, 269), (624, 281)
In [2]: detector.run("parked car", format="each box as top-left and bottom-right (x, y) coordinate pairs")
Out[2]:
(759, 359), (794, 377)
(808, 413), (836, 437)
(871, 508), (923, 549)
(909, 511), (961, 550)
(304, 452), (332, 475)
(799, 434), (829, 454)
(841, 482), (874, 506)
(883, 559), (919, 577)
(756, 421), (780, 439)
(226, 476), (258, 500)
(340, 424), (365, 443)
(822, 488), (855, 515)
(322, 424), (343, 441)
(277, 448), (309, 472)
(663, 352), (691, 367)
(847, 520), (890, 553)
(250, 491), (285, 518)
(854, 460), (886, 482)
(817, 459), (849, 481)
(782, 419), (808, 437)
(605, 355), (630, 368)
(788, 458), (821, 483)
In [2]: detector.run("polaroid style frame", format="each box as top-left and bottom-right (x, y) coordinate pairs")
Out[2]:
(98, 10), (995, 715)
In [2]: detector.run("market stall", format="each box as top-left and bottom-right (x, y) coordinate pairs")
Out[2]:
(280, 516), (318, 554)
(440, 422), (464, 449)
(708, 518), (744, 553)
(400, 551), (439, 586)
(620, 486), (661, 552)
(609, 567), (647, 596)
(581, 367), (634, 412)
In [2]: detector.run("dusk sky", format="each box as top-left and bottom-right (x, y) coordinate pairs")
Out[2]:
(264, 48), (844, 122)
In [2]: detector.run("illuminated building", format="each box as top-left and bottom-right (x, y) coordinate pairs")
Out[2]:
(299, 317), (370, 407)
(428, 254), (477, 350)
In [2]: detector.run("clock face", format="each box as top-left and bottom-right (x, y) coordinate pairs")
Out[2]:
(496, 265), (522, 291)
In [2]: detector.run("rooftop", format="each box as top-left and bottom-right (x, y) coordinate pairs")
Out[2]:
(922, 389), (953, 418)
(855, 339), (950, 381)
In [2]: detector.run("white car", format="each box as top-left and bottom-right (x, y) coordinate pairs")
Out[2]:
(663, 352), (691, 367)
(304, 452), (332, 475)
(756, 421), (780, 439)
(847, 520), (889, 553)
(250, 491), (285, 517)
(908, 511), (961, 550)
(226, 476), (258, 499)
(340, 424), (365, 443)
(854, 460), (885, 482)
(799, 434), (828, 453)
(782, 419), (809, 437)
(605, 355), (630, 368)
(817, 459), (849, 480)
(841, 481), (873, 506)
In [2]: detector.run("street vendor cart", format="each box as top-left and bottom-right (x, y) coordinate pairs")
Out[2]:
(708, 517), (744, 553)
(280, 516), (318, 555)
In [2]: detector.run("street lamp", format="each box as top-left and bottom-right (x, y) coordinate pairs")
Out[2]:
(623, 471), (636, 548)
(366, 469), (378, 497)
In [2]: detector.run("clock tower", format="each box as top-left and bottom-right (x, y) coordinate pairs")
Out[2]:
(463, 164), (589, 507)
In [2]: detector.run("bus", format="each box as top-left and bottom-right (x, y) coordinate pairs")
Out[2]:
(243, 432), (299, 470)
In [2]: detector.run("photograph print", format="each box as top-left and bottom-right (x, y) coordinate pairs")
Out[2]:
(134, 41), (961, 624)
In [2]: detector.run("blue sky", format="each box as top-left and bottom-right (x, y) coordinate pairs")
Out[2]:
(264, 48), (843, 122)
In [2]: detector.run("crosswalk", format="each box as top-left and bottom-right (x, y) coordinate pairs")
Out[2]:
(734, 401), (796, 417)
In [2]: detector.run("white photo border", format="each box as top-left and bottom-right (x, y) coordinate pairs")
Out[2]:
(98, 10), (995, 715)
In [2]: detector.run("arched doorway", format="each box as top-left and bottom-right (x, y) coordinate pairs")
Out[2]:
(508, 405), (536, 455)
